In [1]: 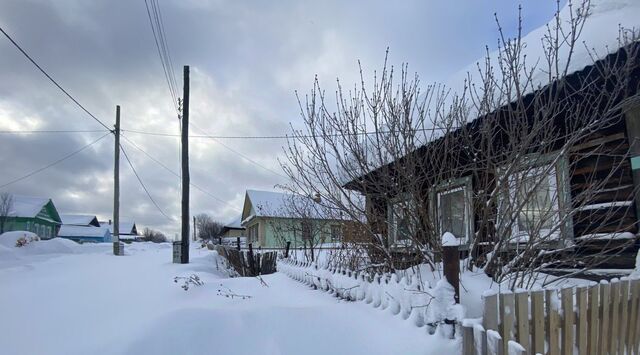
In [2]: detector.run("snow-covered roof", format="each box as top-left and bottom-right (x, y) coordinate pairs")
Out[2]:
(60, 214), (100, 227)
(7, 195), (53, 218)
(99, 221), (137, 235)
(448, 0), (640, 106)
(58, 225), (110, 238)
(224, 216), (244, 230)
(241, 189), (340, 223)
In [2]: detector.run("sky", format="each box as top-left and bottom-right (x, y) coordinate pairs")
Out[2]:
(0, 0), (564, 236)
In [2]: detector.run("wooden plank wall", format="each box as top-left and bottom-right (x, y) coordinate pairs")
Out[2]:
(463, 277), (640, 355)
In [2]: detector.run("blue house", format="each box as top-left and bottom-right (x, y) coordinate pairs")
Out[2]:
(58, 214), (112, 243)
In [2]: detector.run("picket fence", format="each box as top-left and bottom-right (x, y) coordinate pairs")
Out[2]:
(278, 258), (460, 333)
(462, 277), (640, 355)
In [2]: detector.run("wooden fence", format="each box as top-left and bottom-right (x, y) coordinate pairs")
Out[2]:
(462, 277), (640, 355)
(215, 245), (277, 276)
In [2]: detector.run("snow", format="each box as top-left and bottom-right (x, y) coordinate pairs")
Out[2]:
(448, 0), (640, 105)
(60, 214), (100, 226)
(576, 231), (636, 241)
(99, 220), (136, 235)
(632, 249), (640, 278)
(0, 231), (40, 248)
(0, 242), (457, 355)
(223, 215), (244, 229)
(58, 225), (111, 238)
(575, 201), (634, 211)
(6, 194), (51, 218)
(441, 232), (460, 247)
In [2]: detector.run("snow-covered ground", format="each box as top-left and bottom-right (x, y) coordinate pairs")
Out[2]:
(0, 237), (456, 355)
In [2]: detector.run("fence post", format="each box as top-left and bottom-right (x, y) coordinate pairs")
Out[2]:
(285, 241), (291, 258)
(599, 281), (611, 355)
(483, 292), (499, 333)
(236, 236), (241, 250)
(620, 279), (630, 355)
(462, 323), (474, 355)
(499, 292), (514, 355)
(442, 244), (460, 304)
(610, 280), (621, 355)
(546, 288), (560, 355)
(248, 243), (256, 276)
(576, 286), (588, 354)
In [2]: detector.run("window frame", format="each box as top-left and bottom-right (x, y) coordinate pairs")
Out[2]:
(430, 176), (474, 248)
(497, 152), (573, 246)
(387, 193), (416, 245)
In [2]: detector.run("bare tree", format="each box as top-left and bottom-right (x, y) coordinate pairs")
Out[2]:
(0, 192), (13, 234)
(281, 0), (640, 287)
(195, 213), (224, 241)
(141, 227), (168, 243)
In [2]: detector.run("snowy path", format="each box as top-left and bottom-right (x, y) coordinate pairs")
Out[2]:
(0, 242), (455, 355)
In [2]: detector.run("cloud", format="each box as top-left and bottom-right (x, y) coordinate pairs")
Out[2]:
(0, 0), (563, 236)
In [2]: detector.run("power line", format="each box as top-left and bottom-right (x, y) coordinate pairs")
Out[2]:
(189, 122), (290, 179)
(121, 126), (452, 140)
(119, 143), (175, 221)
(120, 134), (240, 211)
(0, 132), (111, 189)
(0, 129), (106, 134)
(0, 25), (112, 132)
(143, 0), (180, 118)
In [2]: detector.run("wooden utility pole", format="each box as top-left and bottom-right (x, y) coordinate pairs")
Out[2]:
(113, 105), (121, 255)
(181, 65), (190, 264)
(193, 216), (197, 241)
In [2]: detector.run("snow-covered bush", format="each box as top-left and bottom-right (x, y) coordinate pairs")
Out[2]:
(0, 231), (40, 248)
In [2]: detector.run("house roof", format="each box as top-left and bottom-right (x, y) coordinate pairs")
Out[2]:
(240, 189), (342, 224)
(98, 221), (137, 235)
(224, 216), (245, 230)
(60, 214), (100, 227)
(58, 225), (110, 238)
(7, 194), (61, 223)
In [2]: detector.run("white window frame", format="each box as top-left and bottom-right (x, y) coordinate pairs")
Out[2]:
(498, 153), (572, 245)
(435, 179), (473, 246)
(387, 193), (416, 245)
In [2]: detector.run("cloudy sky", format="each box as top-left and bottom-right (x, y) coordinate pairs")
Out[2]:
(0, 0), (563, 236)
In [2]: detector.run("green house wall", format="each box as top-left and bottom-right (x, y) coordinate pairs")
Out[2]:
(245, 217), (342, 248)
(1, 200), (61, 239)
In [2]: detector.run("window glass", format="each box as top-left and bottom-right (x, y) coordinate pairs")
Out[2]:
(330, 225), (342, 241)
(516, 171), (554, 233)
(438, 187), (466, 239)
(389, 196), (414, 242)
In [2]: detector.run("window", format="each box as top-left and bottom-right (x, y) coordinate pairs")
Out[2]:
(388, 194), (416, 243)
(437, 184), (471, 243)
(248, 224), (259, 243)
(499, 154), (570, 243)
(330, 225), (342, 242)
(301, 220), (312, 241)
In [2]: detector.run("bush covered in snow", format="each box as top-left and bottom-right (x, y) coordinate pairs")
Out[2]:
(0, 231), (39, 248)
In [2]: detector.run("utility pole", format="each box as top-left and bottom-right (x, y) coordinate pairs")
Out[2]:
(181, 65), (190, 263)
(193, 216), (197, 242)
(113, 105), (121, 256)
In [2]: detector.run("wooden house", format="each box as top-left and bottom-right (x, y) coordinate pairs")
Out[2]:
(344, 42), (640, 268)
(58, 214), (111, 243)
(220, 216), (246, 239)
(99, 220), (139, 241)
(1, 194), (61, 239)
(240, 189), (349, 248)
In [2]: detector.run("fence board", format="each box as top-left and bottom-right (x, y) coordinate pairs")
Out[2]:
(599, 282), (611, 355)
(576, 286), (588, 355)
(561, 287), (574, 355)
(531, 289), (545, 355)
(514, 291), (530, 353)
(546, 289), (560, 355)
(499, 293), (515, 355)
(588, 284), (599, 355)
(462, 324), (474, 355)
(620, 279), (630, 355)
(631, 280), (640, 355)
(483, 293), (499, 333)
(610, 280), (621, 355)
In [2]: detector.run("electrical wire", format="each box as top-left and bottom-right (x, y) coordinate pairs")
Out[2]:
(0, 26), (112, 132)
(120, 134), (240, 211)
(119, 143), (175, 221)
(0, 132), (111, 189)
(189, 122), (290, 179)
(0, 129), (106, 134)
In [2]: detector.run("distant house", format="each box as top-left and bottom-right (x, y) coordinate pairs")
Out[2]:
(99, 220), (139, 241)
(220, 216), (245, 239)
(240, 189), (347, 248)
(1, 195), (61, 239)
(58, 214), (111, 243)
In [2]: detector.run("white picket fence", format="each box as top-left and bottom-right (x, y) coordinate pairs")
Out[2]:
(462, 277), (640, 355)
(278, 258), (461, 334)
